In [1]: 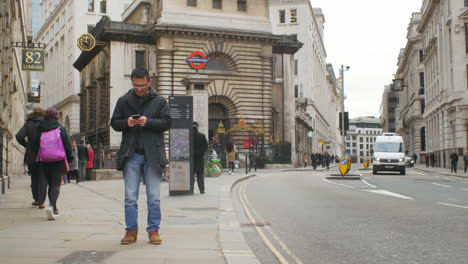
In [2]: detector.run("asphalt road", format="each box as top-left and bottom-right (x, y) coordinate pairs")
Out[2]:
(232, 167), (468, 264)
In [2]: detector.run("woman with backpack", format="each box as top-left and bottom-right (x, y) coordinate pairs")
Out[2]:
(32, 108), (73, 220)
(225, 142), (237, 175)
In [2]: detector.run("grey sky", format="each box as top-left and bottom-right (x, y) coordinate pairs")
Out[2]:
(311, 0), (423, 119)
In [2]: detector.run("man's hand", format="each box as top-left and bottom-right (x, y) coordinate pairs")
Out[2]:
(128, 116), (139, 127)
(137, 116), (147, 127)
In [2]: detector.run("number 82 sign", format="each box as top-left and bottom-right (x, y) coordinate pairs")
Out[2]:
(22, 49), (45, 71)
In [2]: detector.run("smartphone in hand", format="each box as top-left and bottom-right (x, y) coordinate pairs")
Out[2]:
(131, 115), (141, 119)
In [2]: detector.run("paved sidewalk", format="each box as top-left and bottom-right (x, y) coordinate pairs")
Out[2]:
(413, 164), (468, 179)
(0, 169), (278, 264)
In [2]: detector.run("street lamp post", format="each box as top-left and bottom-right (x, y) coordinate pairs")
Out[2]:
(340, 65), (350, 157)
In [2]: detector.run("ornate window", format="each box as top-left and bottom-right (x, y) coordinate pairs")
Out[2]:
(205, 52), (237, 71)
(237, 0), (247, 11)
(213, 0), (222, 9)
(187, 0), (197, 7)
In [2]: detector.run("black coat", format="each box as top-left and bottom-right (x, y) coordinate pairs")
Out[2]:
(16, 113), (44, 165)
(193, 129), (208, 173)
(77, 144), (89, 161)
(110, 87), (172, 170)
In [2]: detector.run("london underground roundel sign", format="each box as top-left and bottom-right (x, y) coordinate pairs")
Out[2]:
(186, 51), (208, 70)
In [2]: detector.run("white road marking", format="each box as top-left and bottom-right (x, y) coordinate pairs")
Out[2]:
(365, 190), (414, 200)
(361, 179), (376, 188)
(432, 183), (452, 188)
(437, 202), (468, 209)
(323, 178), (354, 188)
(411, 170), (425, 175)
(461, 188), (468, 191)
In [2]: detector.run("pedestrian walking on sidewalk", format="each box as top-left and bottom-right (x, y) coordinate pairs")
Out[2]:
(450, 150), (458, 174)
(425, 154), (429, 167)
(249, 149), (257, 172)
(324, 151), (331, 170)
(464, 152), (468, 173)
(111, 68), (171, 245)
(67, 140), (79, 182)
(412, 153), (418, 165)
(311, 153), (318, 169)
(192, 122), (208, 194)
(303, 153), (308, 167)
(32, 108), (73, 220)
(226, 142), (237, 175)
(15, 107), (45, 208)
(77, 138), (88, 182)
(86, 144), (94, 180)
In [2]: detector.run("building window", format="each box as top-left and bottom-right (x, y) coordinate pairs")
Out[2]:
(135, 51), (146, 69)
(419, 50), (424, 62)
(294, 85), (299, 98)
(88, 0), (94, 12)
(360, 144), (363, 149)
(467, 65), (468, 90)
(420, 127), (426, 151)
(465, 0), (468, 7)
(238, 0), (247, 11)
(421, 99), (425, 114)
(352, 136), (356, 141)
(360, 151), (364, 156)
(294, 59), (298, 75)
(187, 0), (197, 7)
(359, 137), (363, 142)
(279, 10), (285, 23)
(419, 72), (425, 88)
(99, 0), (106, 13)
(352, 142), (356, 147)
(213, 0), (222, 9)
(290, 9), (297, 23)
(466, 24), (468, 53)
(87, 24), (94, 33)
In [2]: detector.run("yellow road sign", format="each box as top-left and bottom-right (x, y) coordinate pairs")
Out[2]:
(363, 158), (370, 168)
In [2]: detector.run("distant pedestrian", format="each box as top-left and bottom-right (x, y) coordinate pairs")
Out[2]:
(303, 153), (308, 167)
(226, 142), (237, 175)
(324, 151), (330, 170)
(86, 144), (94, 180)
(463, 152), (468, 173)
(425, 155), (429, 167)
(430, 152), (435, 167)
(15, 107), (45, 208)
(77, 138), (88, 182)
(111, 68), (171, 245)
(192, 122), (208, 194)
(412, 153), (418, 165)
(311, 153), (318, 169)
(31, 108), (73, 220)
(68, 140), (79, 183)
(249, 149), (257, 172)
(450, 150), (458, 174)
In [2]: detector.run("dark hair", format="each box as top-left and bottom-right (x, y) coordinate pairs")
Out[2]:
(131, 68), (150, 80)
(44, 108), (59, 120)
(226, 142), (234, 153)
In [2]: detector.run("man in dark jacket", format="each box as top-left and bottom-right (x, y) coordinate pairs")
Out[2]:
(111, 68), (171, 245)
(450, 150), (458, 174)
(16, 107), (45, 207)
(77, 138), (89, 182)
(192, 122), (208, 194)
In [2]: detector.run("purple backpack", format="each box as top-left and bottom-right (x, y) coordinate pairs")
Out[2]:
(37, 127), (66, 162)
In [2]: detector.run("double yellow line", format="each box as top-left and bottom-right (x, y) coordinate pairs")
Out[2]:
(238, 180), (304, 264)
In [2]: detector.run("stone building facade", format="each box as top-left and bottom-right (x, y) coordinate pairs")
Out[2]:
(74, 0), (302, 166)
(380, 85), (400, 133)
(396, 0), (468, 167)
(269, 0), (342, 163)
(346, 117), (382, 163)
(34, 0), (132, 135)
(0, 0), (32, 193)
(395, 13), (426, 161)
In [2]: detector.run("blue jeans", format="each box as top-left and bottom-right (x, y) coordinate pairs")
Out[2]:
(123, 153), (162, 232)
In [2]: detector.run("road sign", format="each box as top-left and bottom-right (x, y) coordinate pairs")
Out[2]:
(186, 51), (208, 70)
(363, 158), (370, 169)
(339, 157), (352, 176)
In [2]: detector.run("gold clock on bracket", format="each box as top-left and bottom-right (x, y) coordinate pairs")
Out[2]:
(77, 34), (96, 51)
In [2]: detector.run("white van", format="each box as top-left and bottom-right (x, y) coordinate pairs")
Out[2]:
(372, 133), (406, 175)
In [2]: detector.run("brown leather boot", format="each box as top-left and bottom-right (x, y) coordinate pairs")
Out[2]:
(120, 229), (138, 245)
(148, 230), (162, 245)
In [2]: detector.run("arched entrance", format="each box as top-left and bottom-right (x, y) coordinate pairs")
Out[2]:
(209, 103), (228, 141)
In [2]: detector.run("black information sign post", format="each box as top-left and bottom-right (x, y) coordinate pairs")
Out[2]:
(168, 96), (193, 195)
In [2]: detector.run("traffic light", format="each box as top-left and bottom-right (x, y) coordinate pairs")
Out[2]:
(290, 9), (297, 23)
(339, 112), (349, 134)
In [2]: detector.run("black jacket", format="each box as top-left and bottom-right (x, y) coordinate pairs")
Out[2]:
(77, 144), (89, 161)
(110, 87), (172, 170)
(193, 128), (208, 173)
(31, 120), (73, 163)
(16, 112), (44, 165)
